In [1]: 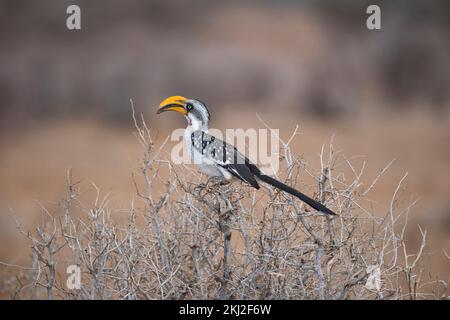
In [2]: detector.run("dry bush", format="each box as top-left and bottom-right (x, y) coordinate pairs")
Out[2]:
(1, 110), (448, 300)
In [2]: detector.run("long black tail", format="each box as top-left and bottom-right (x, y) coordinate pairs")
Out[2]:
(256, 174), (337, 216)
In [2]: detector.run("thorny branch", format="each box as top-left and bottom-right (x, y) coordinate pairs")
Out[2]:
(0, 111), (447, 300)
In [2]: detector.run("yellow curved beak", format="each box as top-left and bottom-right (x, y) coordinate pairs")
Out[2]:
(157, 95), (188, 116)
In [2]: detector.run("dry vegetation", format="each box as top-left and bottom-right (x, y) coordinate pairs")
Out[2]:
(0, 111), (448, 300)
(0, 1), (448, 300)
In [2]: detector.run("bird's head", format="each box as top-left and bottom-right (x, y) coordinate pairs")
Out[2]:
(157, 95), (210, 130)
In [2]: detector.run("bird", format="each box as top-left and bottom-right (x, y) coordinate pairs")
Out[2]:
(157, 95), (337, 216)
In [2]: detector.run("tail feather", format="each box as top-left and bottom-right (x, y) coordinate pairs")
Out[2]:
(256, 174), (337, 216)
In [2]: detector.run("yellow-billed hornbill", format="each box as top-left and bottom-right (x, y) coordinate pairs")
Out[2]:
(157, 96), (336, 216)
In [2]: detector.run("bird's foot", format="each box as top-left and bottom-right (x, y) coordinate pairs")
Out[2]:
(205, 176), (226, 188)
(193, 176), (222, 193)
(194, 177), (233, 199)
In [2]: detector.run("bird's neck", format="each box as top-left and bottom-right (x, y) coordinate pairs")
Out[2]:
(187, 116), (208, 132)
(184, 119), (207, 147)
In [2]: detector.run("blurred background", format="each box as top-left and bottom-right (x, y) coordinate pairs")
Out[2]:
(0, 0), (449, 289)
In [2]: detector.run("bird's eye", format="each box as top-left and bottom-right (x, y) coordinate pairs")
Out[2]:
(186, 103), (193, 111)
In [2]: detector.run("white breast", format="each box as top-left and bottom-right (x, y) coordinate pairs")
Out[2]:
(184, 127), (225, 178)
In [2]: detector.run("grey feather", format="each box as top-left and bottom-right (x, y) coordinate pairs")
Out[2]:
(190, 131), (260, 188)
